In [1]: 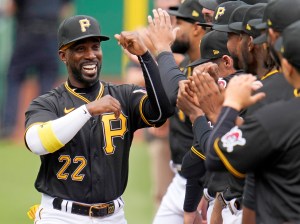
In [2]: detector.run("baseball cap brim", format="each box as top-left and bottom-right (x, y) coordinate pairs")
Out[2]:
(273, 36), (283, 53)
(167, 9), (188, 19)
(229, 22), (243, 32)
(248, 18), (262, 27)
(197, 22), (213, 27)
(187, 58), (211, 67)
(199, 0), (218, 11)
(168, 5), (179, 11)
(253, 33), (267, 44)
(213, 24), (234, 33)
(60, 34), (109, 49)
(254, 22), (267, 30)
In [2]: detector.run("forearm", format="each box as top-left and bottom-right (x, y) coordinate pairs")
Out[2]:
(193, 116), (212, 155)
(206, 106), (239, 170)
(156, 51), (187, 106)
(25, 105), (91, 155)
(182, 148), (206, 212)
(138, 51), (174, 121)
(184, 178), (203, 212)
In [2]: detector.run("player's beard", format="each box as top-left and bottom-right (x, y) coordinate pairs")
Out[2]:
(263, 46), (276, 70)
(171, 39), (190, 54)
(72, 64), (102, 86)
(241, 45), (257, 74)
(231, 55), (241, 70)
(204, 14), (213, 23)
(269, 45), (281, 68)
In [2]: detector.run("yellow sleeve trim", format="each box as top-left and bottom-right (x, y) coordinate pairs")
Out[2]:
(37, 122), (64, 153)
(139, 94), (155, 127)
(191, 146), (206, 160)
(213, 138), (245, 179)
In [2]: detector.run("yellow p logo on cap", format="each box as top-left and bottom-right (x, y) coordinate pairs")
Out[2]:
(215, 7), (225, 20)
(79, 18), (91, 32)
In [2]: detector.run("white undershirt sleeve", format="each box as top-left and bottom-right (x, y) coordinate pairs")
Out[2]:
(26, 105), (92, 155)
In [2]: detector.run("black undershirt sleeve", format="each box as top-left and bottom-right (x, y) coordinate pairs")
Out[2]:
(206, 106), (239, 171)
(138, 51), (175, 121)
(156, 51), (187, 106)
(184, 178), (203, 212)
(193, 116), (212, 155)
(181, 147), (205, 212)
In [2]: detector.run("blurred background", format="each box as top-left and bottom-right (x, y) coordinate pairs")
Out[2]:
(0, 0), (172, 223)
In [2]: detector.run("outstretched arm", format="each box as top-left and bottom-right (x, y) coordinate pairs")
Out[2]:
(115, 31), (174, 122)
(147, 8), (186, 105)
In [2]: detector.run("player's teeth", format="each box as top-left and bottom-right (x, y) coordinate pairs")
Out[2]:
(83, 65), (96, 69)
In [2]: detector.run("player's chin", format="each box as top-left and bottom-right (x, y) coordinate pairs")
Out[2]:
(81, 70), (99, 82)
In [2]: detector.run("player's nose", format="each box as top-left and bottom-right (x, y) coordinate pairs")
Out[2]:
(85, 48), (97, 60)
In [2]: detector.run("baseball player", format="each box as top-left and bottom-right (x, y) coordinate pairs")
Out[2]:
(24, 15), (179, 224)
(237, 0), (300, 222)
(179, 30), (239, 224)
(205, 21), (300, 222)
(148, 1), (209, 223)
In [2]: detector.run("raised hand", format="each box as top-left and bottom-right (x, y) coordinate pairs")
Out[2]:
(147, 8), (179, 56)
(86, 95), (121, 118)
(193, 62), (220, 82)
(190, 73), (224, 124)
(177, 80), (204, 123)
(114, 31), (148, 56)
(223, 74), (265, 111)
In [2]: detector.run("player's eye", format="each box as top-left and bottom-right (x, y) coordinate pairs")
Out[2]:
(92, 44), (100, 51)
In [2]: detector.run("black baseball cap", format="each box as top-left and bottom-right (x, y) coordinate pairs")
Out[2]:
(187, 30), (230, 67)
(248, 18), (266, 44)
(274, 20), (300, 70)
(199, 0), (219, 11)
(242, 0), (269, 4)
(227, 5), (252, 33)
(254, 0), (300, 33)
(212, 1), (246, 32)
(230, 3), (266, 37)
(168, 0), (206, 24)
(58, 15), (109, 50)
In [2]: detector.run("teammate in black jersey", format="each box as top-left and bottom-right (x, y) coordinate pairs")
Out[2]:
(206, 20), (300, 223)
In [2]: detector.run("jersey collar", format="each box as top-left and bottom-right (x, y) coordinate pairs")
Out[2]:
(64, 81), (104, 103)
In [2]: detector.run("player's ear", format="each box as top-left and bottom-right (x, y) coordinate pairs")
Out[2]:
(249, 36), (254, 52)
(59, 50), (67, 64)
(222, 55), (233, 68)
(268, 28), (280, 45)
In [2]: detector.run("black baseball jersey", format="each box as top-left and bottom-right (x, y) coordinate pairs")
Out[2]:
(26, 81), (168, 203)
(243, 71), (295, 210)
(156, 52), (194, 164)
(169, 55), (195, 164)
(25, 52), (175, 204)
(207, 98), (300, 223)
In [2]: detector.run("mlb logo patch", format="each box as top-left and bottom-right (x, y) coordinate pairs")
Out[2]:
(218, 78), (227, 88)
(221, 126), (246, 153)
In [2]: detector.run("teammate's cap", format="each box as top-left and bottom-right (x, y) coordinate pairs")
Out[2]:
(274, 21), (300, 70)
(253, 32), (267, 45)
(248, 18), (266, 45)
(199, 0), (218, 11)
(254, 0), (300, 33)
(168, 0), (206, 24)
(212, 1), (247, 32)
(226, 5), (252, 34)
(187, 30), (230, 67)
(230, 3), (266, 38)
(58, 15), (109, 50)
(242, 0), (269, 4)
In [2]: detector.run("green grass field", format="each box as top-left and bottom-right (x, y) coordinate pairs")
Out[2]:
(0, 139), (154, 224)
